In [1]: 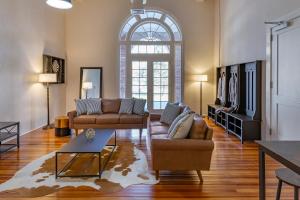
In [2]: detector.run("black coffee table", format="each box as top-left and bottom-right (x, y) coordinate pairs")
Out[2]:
(55, 129), (116, 179)
(0, 122), (20, 154)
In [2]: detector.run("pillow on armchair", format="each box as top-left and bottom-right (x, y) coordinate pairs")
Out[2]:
(160, 103), (181, 125)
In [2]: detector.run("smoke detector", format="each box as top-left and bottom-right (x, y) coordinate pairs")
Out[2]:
(130, 0), (147, 15)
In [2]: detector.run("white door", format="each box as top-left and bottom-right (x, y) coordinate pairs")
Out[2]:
(268, 10), (300, 140)
(130, 60), (171, 111)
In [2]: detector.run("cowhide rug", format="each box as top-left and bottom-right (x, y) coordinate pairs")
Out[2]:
(0, 142), (157, 198)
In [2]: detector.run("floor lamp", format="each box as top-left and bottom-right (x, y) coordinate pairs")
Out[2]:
(196, 75), (208, 116)
(39, 73), (57, 130)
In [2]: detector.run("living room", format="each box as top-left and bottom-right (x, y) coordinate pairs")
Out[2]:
(0, 0), (300, 199)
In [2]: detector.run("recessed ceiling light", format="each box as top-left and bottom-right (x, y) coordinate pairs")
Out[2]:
(46, 0), (73, 10)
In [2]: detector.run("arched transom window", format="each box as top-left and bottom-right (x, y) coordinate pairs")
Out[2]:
(120, 10), (183, 110)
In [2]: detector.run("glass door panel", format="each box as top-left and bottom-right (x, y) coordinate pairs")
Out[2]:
(153, 61), (169, 109)
(132, 61), (148, 101)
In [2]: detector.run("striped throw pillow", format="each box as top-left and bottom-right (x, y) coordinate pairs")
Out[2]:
(168, 113), (195, 139)
(75, 99), (87, 116)
(133, 98), (146, 115)
(86, 99), (102, 115)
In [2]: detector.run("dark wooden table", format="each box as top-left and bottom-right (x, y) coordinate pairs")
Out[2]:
(56, 129), (116, 179)
(256, 141), (300, 200)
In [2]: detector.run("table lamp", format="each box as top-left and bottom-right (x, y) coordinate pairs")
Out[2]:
(39, 73), (57, 129)
(82, 82), (93, 99)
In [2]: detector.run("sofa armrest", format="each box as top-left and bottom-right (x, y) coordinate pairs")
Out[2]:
(67, 110), (77, 129)
(151, 138), (214, 171)
(151, 138), (214, 151)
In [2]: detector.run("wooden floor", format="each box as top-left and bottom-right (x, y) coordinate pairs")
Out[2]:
(0, 119), (295, 200)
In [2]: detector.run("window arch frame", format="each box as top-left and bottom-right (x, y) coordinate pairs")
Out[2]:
(119, 9), (183, 110)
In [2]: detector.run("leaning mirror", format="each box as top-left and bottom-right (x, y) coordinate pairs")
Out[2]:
(80, 67), (103, 99)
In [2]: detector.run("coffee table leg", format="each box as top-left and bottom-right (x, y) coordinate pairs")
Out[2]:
(99, 152), (102, 179)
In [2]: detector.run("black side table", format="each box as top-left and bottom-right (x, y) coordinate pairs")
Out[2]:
(0, 122), (20, 154)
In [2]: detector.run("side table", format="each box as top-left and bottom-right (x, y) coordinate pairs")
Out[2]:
(55, 116), (71, 137)
(0, 122), (20, 154)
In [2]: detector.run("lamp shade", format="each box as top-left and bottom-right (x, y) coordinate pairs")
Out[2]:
(196, 74), (208, 82)
(82, 82), (93, 90)
(38, 73), (57, 83)
(46, 0), (72, 9)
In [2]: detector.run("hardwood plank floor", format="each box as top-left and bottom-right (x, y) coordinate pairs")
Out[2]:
(0, 119), (295, 200)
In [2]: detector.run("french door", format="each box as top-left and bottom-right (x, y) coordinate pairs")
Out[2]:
(130, 59), (171, 111)
(267, 11), (300, 140)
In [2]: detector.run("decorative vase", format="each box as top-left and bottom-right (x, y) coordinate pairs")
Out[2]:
(85, 128), (96, 141)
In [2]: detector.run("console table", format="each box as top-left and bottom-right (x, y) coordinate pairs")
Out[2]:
(0, 122), (20, 154)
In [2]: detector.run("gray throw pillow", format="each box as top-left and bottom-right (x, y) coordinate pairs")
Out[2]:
(75, 99), (87, 116)
(160, 103), (181, 125)
(86, 99), (102, 115)
(119, 98), (135, 114)
(133, 98), (146, 115)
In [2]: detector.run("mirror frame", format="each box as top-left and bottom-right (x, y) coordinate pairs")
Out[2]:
(79, 67), (103, 99)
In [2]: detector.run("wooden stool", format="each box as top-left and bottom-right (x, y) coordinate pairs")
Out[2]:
(276, 168), (300, 200)
(55, 116), (71, 137)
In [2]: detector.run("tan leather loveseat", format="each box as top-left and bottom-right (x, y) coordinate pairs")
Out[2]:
(149, 110), (214, 182)
(68, 99), (149, 137)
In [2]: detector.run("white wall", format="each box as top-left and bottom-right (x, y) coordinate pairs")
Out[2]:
(216, 0), (300, 139)
(0, 0), (66, 134)
(65, 0), (216, 114)
(217, 0), (300, 66)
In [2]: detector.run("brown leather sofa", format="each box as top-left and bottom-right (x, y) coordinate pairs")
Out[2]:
(149, 111), (214, 182)
(68, 99), (149, 138)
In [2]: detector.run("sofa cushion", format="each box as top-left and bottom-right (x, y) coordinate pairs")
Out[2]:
(119, 98), (135, 114)
(160, 103), (181, 125)
(150, 125), (169, 136)
(102, 99), (121, 113)
(120, 114), (143, 124)
(169, 113), (195, 139)
(74, 115), (97, 124)
(96, 114), (120, 124)
(188, 116), (208, 140)
(150, 121), (169, 127)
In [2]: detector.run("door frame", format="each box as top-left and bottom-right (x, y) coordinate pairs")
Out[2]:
(265, 8), (300, 140)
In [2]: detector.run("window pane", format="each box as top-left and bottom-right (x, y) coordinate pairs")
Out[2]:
(152, 62), (169, 110)
(132, 61), (148, 103)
